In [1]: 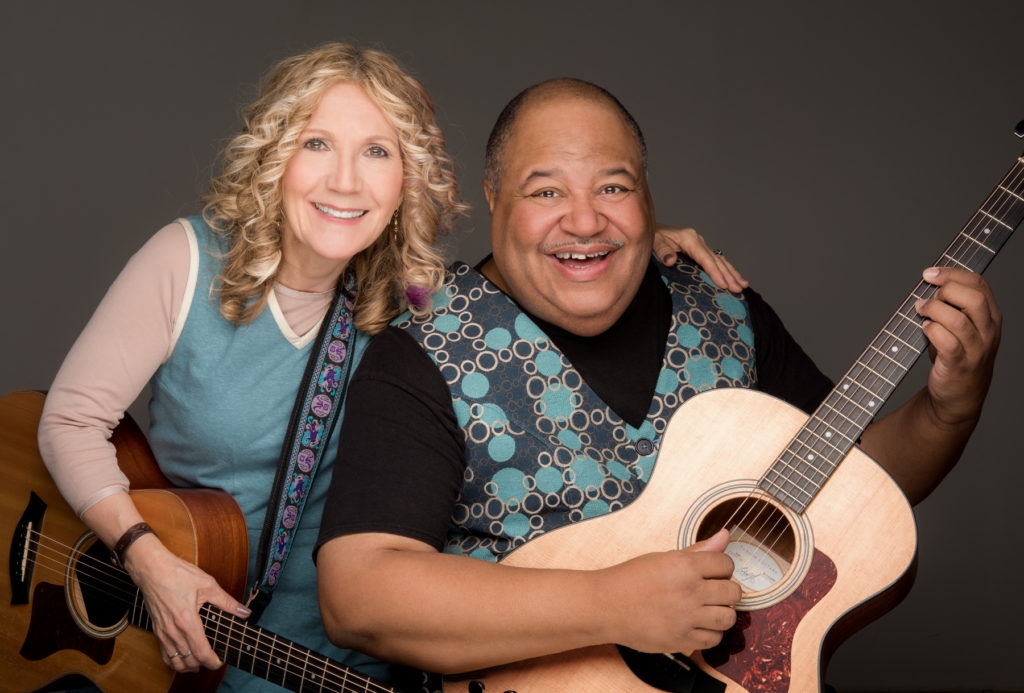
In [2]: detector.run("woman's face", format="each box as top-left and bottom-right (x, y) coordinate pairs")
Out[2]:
(278, 81), (404, 290)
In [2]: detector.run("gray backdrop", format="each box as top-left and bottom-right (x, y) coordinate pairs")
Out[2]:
(2, 2), (1022, 691)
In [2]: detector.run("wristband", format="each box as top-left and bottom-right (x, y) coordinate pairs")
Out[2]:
(110, 522), (156, 569)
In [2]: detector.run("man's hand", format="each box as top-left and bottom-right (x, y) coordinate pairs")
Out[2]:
(916, 266), (1001, 427)
(598, 528), (741, 655)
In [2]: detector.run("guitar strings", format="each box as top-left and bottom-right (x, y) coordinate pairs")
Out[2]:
(197, 605), (398, 693)
(26, 529), (139, 603)
(21, 528), (398, 693)
(713, 156), (1024, 587)
(27, 527), (397, 692)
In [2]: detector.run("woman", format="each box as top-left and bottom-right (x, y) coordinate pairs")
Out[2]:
(38, 42), (745, 691)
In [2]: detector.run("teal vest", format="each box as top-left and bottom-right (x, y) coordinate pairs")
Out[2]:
(396, 260), (755, 563)
(146, 216), (384, 690)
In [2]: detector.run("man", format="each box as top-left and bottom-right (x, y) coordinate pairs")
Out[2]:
(314, 79), (1001, 688)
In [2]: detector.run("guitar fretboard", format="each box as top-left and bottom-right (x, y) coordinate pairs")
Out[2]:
(126, 591), (397, 693)
(761, 152), (1024, 513)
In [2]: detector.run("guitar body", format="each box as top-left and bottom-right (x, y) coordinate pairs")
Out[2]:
(445, 388), (917, 693)
(1, 390), (249, 693)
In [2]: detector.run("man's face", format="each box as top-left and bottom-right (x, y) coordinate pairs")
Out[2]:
(484, 95), (655, 336)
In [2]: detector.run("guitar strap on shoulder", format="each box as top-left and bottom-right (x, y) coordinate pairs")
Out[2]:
(247, 279), (357, 623)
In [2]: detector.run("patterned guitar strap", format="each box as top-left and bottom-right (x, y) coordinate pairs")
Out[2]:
(247, 279), (356, 623)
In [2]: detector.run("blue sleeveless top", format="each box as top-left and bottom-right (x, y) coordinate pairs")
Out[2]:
(146, 216), (386, 690)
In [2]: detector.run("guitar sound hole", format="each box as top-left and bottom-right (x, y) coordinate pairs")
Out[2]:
(75, 538), (130, 628)
(695, 497), (795, 594)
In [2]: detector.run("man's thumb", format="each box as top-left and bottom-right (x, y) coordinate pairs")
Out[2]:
(690, 527), (730, 553)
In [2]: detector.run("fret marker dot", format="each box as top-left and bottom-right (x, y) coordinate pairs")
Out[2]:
(984, 227), (992, 235)
(842, 383), (850, 390)
(807, 453), (815, 461)
(825, 431), (833, 438)
(869, 400), (877, 408)
(891, 346), (899, 353)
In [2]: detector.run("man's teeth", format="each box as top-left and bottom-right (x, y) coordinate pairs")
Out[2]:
(554, 250), (610, 260)
(315, 203), (366, 219)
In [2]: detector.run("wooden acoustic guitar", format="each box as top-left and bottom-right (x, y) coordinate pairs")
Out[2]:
(444, 124), (1024, 692)
(0, 389), (401, 693)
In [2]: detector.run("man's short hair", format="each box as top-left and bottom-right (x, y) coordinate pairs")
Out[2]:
(483, 78), (648, 193)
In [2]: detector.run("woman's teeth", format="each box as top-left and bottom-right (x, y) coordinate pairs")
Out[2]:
(315, 203), (366, 219)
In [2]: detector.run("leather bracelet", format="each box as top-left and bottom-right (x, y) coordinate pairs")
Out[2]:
(110, 522), (156, 569)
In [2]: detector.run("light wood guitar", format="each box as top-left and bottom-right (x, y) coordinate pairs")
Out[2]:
(444, 123), (1024, 693)
(0, 390), (401, 693)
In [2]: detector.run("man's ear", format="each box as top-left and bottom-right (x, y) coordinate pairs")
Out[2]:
(483, 179), (496, 214)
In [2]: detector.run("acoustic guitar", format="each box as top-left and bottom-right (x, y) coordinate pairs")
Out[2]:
(0, 389), (401, 693)
(444, 123), (1024, 692)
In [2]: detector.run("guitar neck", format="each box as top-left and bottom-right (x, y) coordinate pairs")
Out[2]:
(125, 594), (397, 693)
(761, 152), (1024, 513)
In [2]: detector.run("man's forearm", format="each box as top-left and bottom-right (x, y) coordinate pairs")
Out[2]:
(859, 387), (979, 505)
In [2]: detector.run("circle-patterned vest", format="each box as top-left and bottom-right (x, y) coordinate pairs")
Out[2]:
(395, 259), (755, 561)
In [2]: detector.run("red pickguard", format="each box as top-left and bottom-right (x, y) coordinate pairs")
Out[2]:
(705, 549), (837, 691)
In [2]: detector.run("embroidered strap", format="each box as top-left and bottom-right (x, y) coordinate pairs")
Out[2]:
(247, 283), (356, 622)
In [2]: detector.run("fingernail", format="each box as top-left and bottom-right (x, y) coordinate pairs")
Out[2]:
(662, 253), (675, 264)
(923, 267), (939, 281)
(237, 606), (252, 616)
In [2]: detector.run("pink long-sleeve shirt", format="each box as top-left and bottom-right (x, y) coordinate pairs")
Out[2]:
(38, 219), (333, 515)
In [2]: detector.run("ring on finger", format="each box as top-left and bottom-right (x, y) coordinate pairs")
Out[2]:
(181, 650), (193, 658)
(169, 651), (182, 659)
(713, 248), (725, 256)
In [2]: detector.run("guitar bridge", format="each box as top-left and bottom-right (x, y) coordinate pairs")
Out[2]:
(8, 491), (45, 605)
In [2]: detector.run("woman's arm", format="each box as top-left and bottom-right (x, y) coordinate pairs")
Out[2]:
(38, 221), (250, 674)
(39, 222), (188, 513)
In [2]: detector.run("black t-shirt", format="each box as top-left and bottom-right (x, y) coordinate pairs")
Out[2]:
(315, 263), (833, 555)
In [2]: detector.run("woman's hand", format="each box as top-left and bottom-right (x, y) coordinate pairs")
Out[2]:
(122, 535), (251, 673)
(83, 493), (252, 673)
(654, 224), (748, 293)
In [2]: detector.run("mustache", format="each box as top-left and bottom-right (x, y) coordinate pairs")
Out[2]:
(540, 239), (626, 253)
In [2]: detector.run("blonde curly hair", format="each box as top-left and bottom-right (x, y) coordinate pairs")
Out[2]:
(202, 42), (465, 333)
